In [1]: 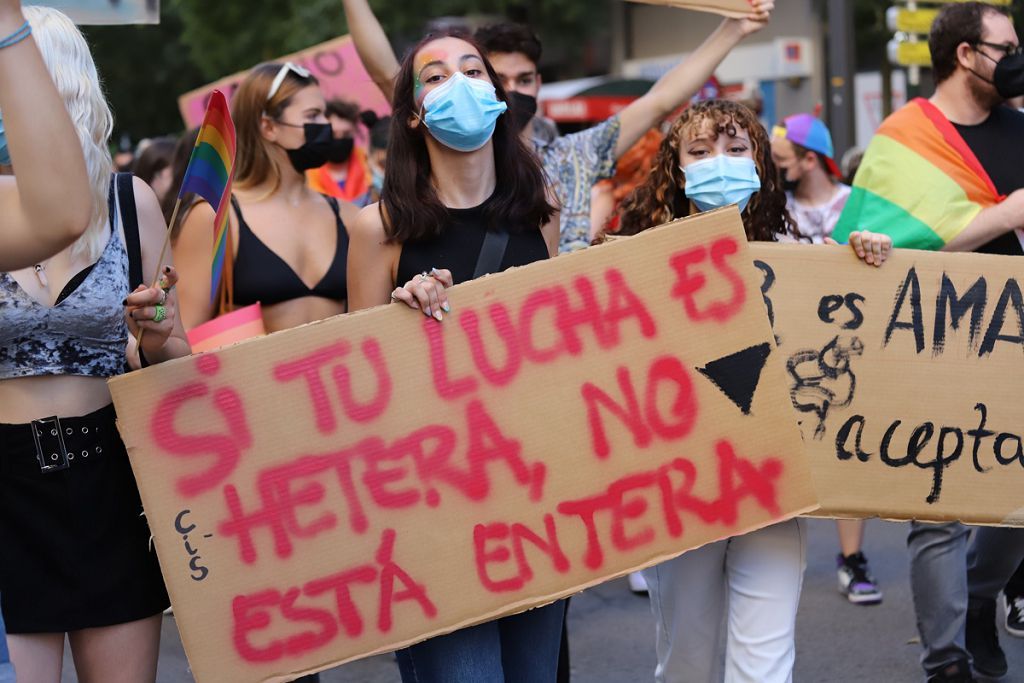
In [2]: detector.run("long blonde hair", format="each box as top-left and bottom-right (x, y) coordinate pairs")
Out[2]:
(23, 6), (113, 262)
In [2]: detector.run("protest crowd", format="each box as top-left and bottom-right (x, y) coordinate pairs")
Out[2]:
(1, 0), (1024, 681)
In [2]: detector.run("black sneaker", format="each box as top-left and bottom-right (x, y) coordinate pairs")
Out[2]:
(836, 552), (883, 604)
(966, 597), (1008, 678)
(927, 659), (975, 683)
(1003, 591), (1024, 638)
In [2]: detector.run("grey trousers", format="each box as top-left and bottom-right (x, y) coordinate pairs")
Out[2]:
(908, 522), (1024, 676)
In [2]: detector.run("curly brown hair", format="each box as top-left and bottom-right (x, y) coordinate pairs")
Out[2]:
(613, 100), (796, 243)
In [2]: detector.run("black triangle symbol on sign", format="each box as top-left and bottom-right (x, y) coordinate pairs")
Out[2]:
(696, 342), (772, 416)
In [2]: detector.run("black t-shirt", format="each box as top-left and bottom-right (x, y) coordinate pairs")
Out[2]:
(953, 105), (1024, 255)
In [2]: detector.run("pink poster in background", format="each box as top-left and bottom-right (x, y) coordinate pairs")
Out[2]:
(178, 35), (391, 129)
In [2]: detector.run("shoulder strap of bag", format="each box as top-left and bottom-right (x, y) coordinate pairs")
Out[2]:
(472, 229), (510, 279)
(112, 172), (149, 369)
(117, 172), (145, 291)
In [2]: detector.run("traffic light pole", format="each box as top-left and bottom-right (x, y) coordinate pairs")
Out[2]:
(827, 0), (856, 158)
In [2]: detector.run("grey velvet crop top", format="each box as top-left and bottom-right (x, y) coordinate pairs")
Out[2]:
(0, 226), (129, 379)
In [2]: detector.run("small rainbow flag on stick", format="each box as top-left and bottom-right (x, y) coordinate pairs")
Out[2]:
(177, 90), (237, 303)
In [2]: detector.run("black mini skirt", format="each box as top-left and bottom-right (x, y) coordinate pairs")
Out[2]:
(0, 404), (169, 633)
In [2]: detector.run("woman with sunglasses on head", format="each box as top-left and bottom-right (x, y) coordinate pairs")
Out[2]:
(603, 99), (889, 683)
(346, 29), (559, 682)
(0, 7), (191, 682)
(175, 62), (361, 334)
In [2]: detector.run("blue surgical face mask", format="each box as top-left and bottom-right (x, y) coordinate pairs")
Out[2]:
(682, 155), (761, 213)
(0, 111), (9, 166)
(421, 72), (507, 152)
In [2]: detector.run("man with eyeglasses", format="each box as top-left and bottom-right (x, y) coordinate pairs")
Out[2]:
(835, 3), (1024, 681)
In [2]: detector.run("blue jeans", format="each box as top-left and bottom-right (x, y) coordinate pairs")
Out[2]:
(0, 601), (14, 683)
(396, 600), (565, 683)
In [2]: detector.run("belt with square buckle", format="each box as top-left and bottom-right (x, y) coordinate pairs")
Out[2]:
(30, 416), (73, 473)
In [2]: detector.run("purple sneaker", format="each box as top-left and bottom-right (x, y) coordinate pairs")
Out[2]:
(836, 552), (883, 605)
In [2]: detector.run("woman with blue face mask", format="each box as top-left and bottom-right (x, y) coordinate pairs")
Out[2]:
(347, 30), (560, 683)
(605, 100), (891, 683)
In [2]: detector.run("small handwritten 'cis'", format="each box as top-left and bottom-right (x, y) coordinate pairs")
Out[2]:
(174, 509), (213, 582)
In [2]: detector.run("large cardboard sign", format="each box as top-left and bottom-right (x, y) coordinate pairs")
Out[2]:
(40, 0), (159, 24)
(178, 35), (391, 129)
(751, 243), (1024, 526)
(109, 208), (816, 682)
(626, 0), (750, 19)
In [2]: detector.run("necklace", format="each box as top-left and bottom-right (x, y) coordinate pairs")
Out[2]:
(33, 262), (48, 287)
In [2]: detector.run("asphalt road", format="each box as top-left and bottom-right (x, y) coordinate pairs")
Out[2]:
(58, 519), (1024, 682)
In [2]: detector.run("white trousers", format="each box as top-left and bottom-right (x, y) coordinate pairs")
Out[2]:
(642, 519), (807, 683)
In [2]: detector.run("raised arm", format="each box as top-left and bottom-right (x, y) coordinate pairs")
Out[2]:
(0, 0), (91, 270)
(342, 0), (400, 103)
(614, 1), (773, 158)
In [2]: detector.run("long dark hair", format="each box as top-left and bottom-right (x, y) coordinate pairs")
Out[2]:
(614, 100), (795, 243)
(381, 30), (556, 242)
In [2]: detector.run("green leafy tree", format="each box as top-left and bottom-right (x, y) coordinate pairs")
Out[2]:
(84, 0), (206, 142)
(84, 0), (611, 142)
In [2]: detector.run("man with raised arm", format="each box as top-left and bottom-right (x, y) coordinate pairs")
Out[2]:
(833, 4), (1024, 681)
(341, 0), (774, 252)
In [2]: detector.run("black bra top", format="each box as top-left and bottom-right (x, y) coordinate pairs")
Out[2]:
(231, 194), (349, 308)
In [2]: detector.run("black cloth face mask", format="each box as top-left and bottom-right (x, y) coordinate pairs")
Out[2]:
(325, 136), (354, 164)
(507, 92), (538, 134)
(970, 47), (1024, 99)
(279, 122), (334, 172)
(994, 52), (1024, 98)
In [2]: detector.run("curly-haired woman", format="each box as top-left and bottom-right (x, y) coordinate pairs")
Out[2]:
(608, 99), (889, 683)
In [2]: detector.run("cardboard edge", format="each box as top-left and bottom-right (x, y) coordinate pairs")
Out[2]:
(257, 503), (820, 682)
(804, 510), (1024, 528)
(109, 207), (751, 387)
(624, 0), (749, 19)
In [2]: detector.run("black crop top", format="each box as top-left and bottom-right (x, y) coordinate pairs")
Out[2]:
(231, 194), (349, 307)
(396, 197), (549, 287)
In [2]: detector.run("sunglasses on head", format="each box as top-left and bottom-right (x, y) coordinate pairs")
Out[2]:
(266, 62), (312, 104)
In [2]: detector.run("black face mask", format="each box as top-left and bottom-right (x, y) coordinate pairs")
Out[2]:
(325, 136), (354, 164)
(507, 92), (538, 134)
(994, 52), (1024, 99)
(282, 122), (334, 172)
(781, 172), (800, 193)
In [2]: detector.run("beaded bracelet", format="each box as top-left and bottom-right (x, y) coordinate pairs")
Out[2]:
(0, 20), (31, 51)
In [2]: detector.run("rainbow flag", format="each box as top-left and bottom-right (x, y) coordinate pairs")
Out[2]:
(833, 98), (1003, 250)
(178, 90), (237, 302)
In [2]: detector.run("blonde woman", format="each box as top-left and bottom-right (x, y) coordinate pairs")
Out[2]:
(0, 7), (189, 682)
(0, 0), (91, 269)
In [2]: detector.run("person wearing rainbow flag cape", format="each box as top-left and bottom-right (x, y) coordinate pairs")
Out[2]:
(833, 3), (1024, 682)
